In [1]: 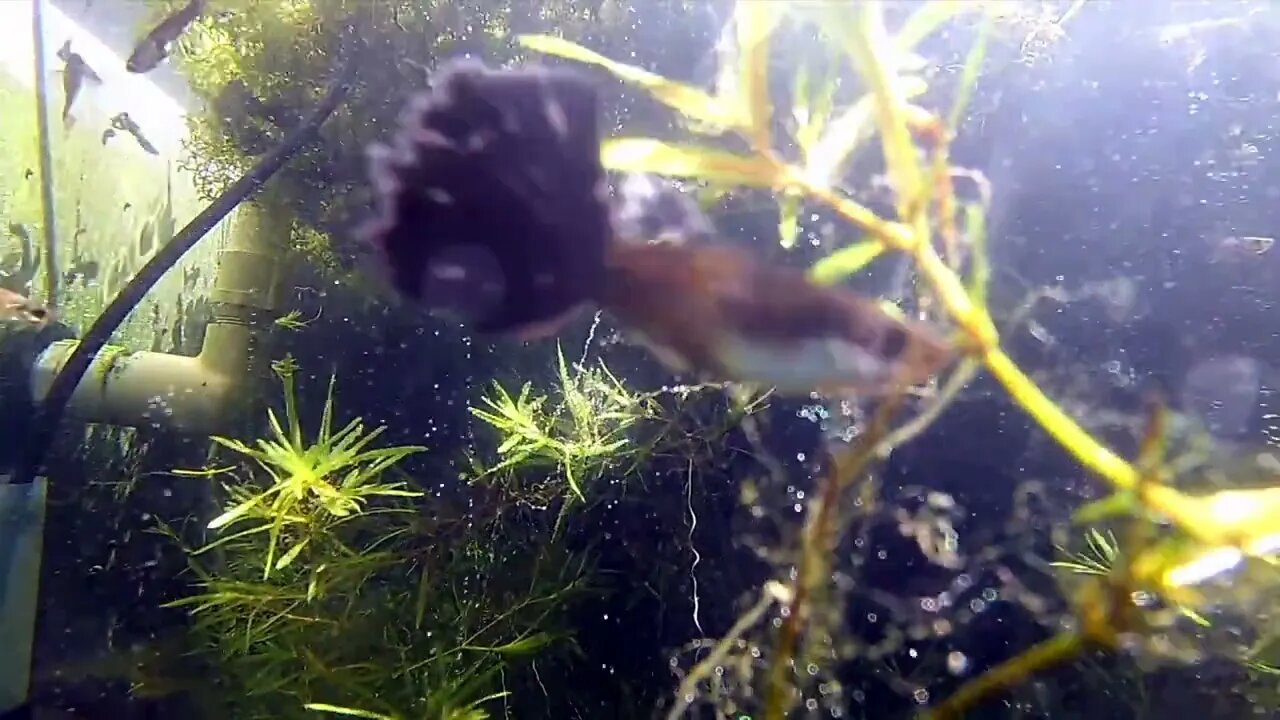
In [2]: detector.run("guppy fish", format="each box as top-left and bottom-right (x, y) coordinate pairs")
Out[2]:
(360, 60), (954, 397)
(0, 287), (52, 329)
(127, 0), (207, 74)
(1210, 234), (1274, 264)
(57, 40), (101, 127)
(103, 112), (160, 155)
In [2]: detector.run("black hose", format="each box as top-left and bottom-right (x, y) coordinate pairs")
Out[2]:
(0, 320), (75, 471)
(11, 59), (355, 486)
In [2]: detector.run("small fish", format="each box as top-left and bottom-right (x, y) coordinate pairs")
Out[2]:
(1210, 234), (1275, 263)
(361, 61), (954, 396)
(126, 0), (207, 74)
(3, 223), (38, 293)
(8, 222), (32, 244)
(107, 112), (160, 155)
(0, 287), (52, 328)
(33, 631), (208, 701)
(63, 259), (99, 285)
(57, 40), (101, 127)
(599, 241), (954, 395)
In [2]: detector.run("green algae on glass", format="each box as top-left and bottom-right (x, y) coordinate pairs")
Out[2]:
(0, 66), (222, 353)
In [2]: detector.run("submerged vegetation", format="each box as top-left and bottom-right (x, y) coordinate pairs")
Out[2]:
(162, 0), (706, 270)
(468, 345), (661, 505)
(164, 360), (591, 719)
(513, 2), (1278, 718)
(21, 1), (1280, 720)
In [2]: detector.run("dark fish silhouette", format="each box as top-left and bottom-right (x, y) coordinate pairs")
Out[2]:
(2, 223), (38, 294)
(104, 112), (159, 155)
(0, 287), (52, 328)
(361, 61), (953, 396)
(63, 259), (100, 285)
(57, 40), (101, 127)
(126, 0), (206, 74)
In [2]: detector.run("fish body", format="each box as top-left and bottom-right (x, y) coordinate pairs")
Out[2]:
(1210, 234), (1274, 263)
(58, 41), (101, 126)
(126, 0), (207, 74)
(362, 60), (954, 396)
(0, 288), (52, 328)
(3, 223), (38, 294)
(601, 242), (951, 394)
(109, 112), (160, 154)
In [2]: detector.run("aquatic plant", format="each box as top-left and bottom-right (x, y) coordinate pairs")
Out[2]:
(163, 360), (588, 719)
(516, 2), (1280, 718)
(185, 358), (425, 578)
(468, 344), (660, 504)
(464, 344), (772, 716)
(162, 0), (704, 267)
(467, 342), (770, 514)
(1051, 526), (1119, 577)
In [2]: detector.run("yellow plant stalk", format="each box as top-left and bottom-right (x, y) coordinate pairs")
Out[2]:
(835, 3), (1277, 559)
(525, 0), (1280, 558)
(519, 3), (1279, 713)
(524, 0), (1280, 563)
(921, 632), (1086, 720)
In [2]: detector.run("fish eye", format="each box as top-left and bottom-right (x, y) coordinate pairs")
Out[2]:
(29, 307), (48, 320)
(878, 325), (908, 361)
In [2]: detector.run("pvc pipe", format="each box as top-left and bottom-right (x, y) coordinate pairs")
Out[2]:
(27, 201), (282, 435)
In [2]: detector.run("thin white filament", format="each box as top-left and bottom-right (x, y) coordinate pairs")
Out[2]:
(686, 457), (704, 639)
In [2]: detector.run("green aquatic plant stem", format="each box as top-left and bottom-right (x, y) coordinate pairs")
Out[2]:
(814, 3), (1153, 520)
(920, 631), (1086, 720)
(11, 58), (355, 487)
(763, 393), (903, 720)
(928, 366), (1173, 719)
(829, 13), (1246, 548)
(518, 3), (1280, 717)
(846, 4), (923, 221)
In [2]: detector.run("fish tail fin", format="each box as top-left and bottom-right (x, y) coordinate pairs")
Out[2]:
(360, 60), (613, 335)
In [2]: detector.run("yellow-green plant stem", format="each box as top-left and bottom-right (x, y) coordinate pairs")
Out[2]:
(804, 175), (1217, 543)
(517, 3), (1278, 716)
(846, 4), (923, 219)
(762, 394), (904, 720)
(920, 631), (1086, 720)
(807, 4), (1240, 549)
